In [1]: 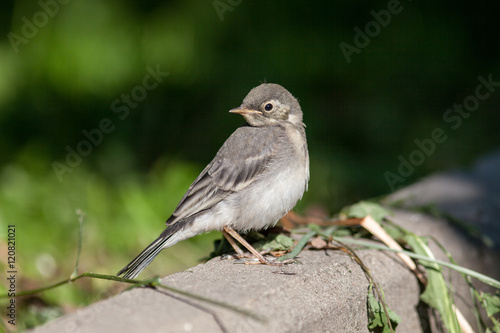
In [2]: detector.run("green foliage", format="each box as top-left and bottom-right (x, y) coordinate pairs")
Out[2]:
(478, 292), (500, 318)
(405, 234), (461, 332)
(475, 291), (500, 332)
(22, 305), (64, 331)
(341, 200), (392, 223)
(335, 201), (500, 332)
(0, 158), (220, 328)
(254, 234), (294, 252)
(367, 283), (401, 333)
(278, 231), (316, 262)
(1, 0), (500, 215)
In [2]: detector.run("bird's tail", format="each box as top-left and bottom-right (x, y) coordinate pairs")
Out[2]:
(117, 223), (185, 279)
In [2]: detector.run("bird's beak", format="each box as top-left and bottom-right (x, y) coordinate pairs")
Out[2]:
(229, 107), (262, 115)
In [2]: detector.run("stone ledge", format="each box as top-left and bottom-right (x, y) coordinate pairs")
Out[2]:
(31, 246), (421, 333)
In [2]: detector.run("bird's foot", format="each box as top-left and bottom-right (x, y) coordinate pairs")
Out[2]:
(220, 249), (268, 260)
(221, 226), (296, 266)
(231, 254), (295, 266)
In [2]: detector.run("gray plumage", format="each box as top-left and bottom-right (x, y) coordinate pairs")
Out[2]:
(117, 83), (309, 279)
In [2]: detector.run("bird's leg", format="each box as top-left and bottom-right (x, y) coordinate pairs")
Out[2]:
(222, 230), (246, 256)
(222, 230), (272, 259)
(223, 226), (285, 266)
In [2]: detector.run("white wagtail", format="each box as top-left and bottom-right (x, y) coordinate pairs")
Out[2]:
(117, 83), (309, 279)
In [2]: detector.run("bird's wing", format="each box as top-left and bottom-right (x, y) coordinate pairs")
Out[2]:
(166, 125), (280, 225)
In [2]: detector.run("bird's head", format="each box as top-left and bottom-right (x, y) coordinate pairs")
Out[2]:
(230, 83), (304, 127)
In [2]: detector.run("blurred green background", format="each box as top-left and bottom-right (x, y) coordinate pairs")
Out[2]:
(1, 0), (499, 329)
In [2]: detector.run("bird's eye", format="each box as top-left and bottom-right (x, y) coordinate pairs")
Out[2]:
(264, 103), (273, 111)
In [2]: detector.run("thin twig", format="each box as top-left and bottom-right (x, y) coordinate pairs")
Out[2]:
(4, 272), (266, 322)
(71, 209), (85, 279)
(333, 238), (395, 333)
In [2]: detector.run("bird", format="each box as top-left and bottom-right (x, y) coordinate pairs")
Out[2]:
(117, 83), (309, 279)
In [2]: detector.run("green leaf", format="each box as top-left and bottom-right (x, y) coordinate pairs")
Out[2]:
(278, 231), (316, 261)
(307, 223), (323, 234)
(367, 289), (401, 332)
(381, 223), (405, 240)
(405, 234), (461, 333)
(491, 317), (500, 333)
(342, 201), (392, 223)
(476, 291), (500, 317)
(331, 228), (354, 237)
(254, 234), (294, 252)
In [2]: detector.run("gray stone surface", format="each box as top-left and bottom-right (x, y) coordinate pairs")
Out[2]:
(30, 249), (421, 333)
(386, 148), (500, 248)
(30, 149), (500, 332)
